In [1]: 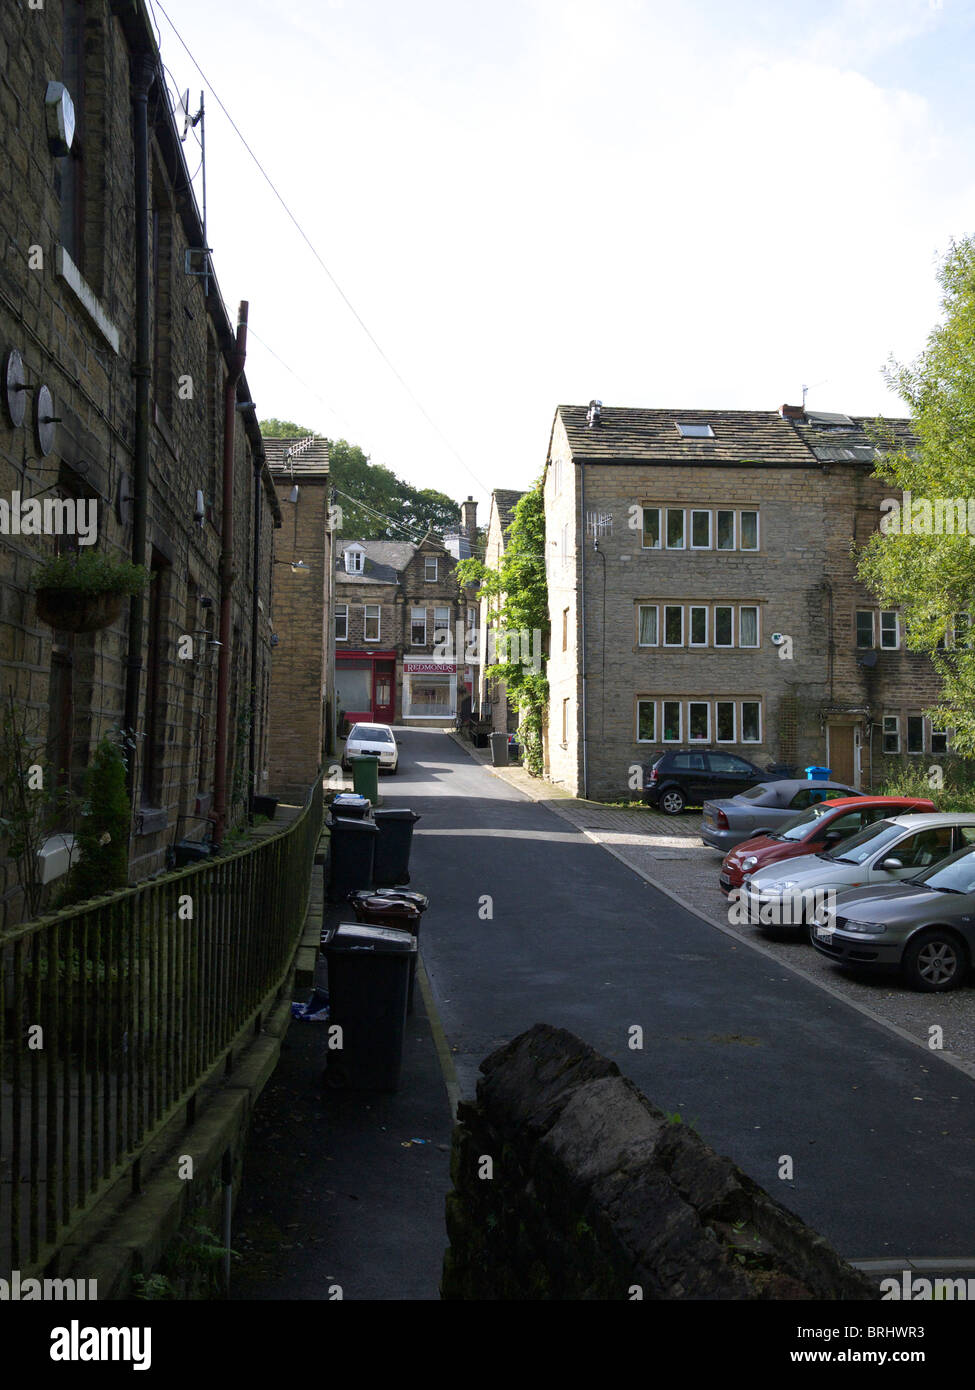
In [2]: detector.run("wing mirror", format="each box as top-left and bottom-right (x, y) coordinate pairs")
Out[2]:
(880, 857), (903, 871)
(822, 829), (844, 842)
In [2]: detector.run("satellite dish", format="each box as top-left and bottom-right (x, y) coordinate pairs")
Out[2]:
(179, 90), (192, 141)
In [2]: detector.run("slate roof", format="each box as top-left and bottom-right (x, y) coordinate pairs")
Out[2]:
(792, 415), (917, 462)
(493, 489), (525, 536)
(334, 539), (415, 586)
(555, 406), (914, 468)
(263, 435), (330, 474)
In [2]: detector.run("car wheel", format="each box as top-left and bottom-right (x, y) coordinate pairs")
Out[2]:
(902, 930), (969, 992)
(659, 788), (686, 815)
(387, 763), (397, 775)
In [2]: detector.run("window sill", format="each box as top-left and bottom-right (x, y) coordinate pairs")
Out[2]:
(56, 246), (120, 354)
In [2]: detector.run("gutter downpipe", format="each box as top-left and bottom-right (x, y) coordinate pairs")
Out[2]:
(123, 55), (156, 806)
(247, 436), (263, 820)
(580, 460), (588, 800)
(212, 302), (249, 845)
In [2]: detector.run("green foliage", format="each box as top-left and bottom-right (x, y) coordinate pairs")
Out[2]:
(456, 480), (549, 775)
(876, 758), (975, 812)
(34, 550), (149, 596)
(258, 422), (462, 540)
(0, 693), (78, 919)
(857, 236), (975, 750)
(62, 737), (131, 904)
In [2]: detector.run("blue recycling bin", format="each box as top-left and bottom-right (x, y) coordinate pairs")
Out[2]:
(805, 765), (832, 780)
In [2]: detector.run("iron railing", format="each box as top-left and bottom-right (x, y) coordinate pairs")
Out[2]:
(0, 776), (322, 1275)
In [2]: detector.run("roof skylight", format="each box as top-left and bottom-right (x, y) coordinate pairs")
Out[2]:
(675, 422), (714, 438)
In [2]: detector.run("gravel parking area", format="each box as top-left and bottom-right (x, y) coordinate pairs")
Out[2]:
(450, 735), (975, 1076)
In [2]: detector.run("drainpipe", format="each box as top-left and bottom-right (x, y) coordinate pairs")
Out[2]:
(580, 461), (588, 799)
(247, 441), (263, 818)
(123, 55), (156, 806)
(212, 302), (248, 844)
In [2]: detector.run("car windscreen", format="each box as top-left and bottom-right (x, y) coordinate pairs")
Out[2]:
(776, 803), (840, 841)
(822, 819), (900, 864)
(734, 783), (773, 802)
(912, 845), (975, 894)
(351, 726), (393, 742)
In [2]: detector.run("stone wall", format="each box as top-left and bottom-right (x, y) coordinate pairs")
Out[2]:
(442, 1024), (875, 1300)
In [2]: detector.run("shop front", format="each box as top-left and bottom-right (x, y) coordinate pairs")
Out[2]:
(402, 659), (459, 724)
(336, 650), (397, 729)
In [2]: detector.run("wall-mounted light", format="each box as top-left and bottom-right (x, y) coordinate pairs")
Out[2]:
(194, 489), (206, 527)
(273, 559), (309, 574)
(288, 484), (299, 503)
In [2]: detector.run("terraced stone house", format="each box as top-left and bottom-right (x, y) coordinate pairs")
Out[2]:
(544, 401), (947, 801)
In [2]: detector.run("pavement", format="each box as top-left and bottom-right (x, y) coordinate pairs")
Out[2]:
(231, 728), (975, 1298)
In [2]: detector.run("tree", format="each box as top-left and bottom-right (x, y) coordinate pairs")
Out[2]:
(456, 479), (548, 775)
(258, 422), (461, 541)
(857, 235), (975, 751)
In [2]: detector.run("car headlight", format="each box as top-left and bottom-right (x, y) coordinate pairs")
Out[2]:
(841, 919), (886, 935)
(741, 856), (758, 871)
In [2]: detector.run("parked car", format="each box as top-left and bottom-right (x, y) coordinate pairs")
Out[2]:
(741, 813), (975, 936)
(718, 796), (937, 892)
(810, 840), (975, 991)
(702, 779), (861, 852)
(642, 749), (791, 815)
(342, 722), (399, 773)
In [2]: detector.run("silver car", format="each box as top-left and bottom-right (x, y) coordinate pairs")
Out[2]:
(702, 779), (860, 852)
(342, 723), (399, 773)
(810, 837), (975, 991)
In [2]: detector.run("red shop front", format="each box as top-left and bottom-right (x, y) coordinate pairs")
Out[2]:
(336, 650), (397, 727)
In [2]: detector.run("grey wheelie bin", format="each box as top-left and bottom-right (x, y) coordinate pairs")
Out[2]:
(321, 922), (416, 1090)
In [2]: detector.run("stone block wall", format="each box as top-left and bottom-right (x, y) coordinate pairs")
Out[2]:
(442, 1024), (875, 1301)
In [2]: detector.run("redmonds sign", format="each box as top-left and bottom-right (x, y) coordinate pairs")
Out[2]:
(404, 661), (456, 674)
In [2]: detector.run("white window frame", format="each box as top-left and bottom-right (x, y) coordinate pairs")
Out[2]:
(662, 700), (682, 743)
(738, 605), (760, 649)
(364, 604), (381, 642)
(740, 700), (762, 743)
(424, 556), (438, 581)
(714, 605), (734, 648)
(665, 508), (685, 550)
(345, 547), (364, 574)
(636, 699), (656, 743)
(641, 507), (661, 550)
(882, 715), (900, 755)
(553, 459), (562, 495)
(637, 604), (659, 647)
(880, 611), (899, 650)
(931, 726), (949, 754)
(716, 510), (736, 551)
(690, 510), (712, 550)
(689, 605), (708, 647)
(688, 701), (710, 742)
(739, 510), (759, 551)
(906, 713), (924, 754)
(663, 604), (684, 647)
(434, 605), (451, 634)
(335, 603), (348, 641)
(561, 522), (570, 566)
(716, 700), (736, 743)
(411, 607), (427, 646)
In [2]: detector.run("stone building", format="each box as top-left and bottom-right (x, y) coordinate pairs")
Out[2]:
(263, 435), (334, 799)
(544, 401), (946, 801)
(0, 0), (283, 925)
(334, 530), (478, 728)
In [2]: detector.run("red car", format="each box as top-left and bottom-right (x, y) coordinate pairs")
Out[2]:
(718, 796), (937, 892)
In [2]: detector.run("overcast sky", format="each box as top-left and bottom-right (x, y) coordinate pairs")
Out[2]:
(151, 0), (975, 515)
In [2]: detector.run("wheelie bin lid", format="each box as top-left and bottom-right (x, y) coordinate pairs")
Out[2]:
(323, 923), (416, 953)
(333, 792), (372, 815)
(326, 814), (379, 834)
(352, 896), (421, 921)
(372, 808), (421, 823)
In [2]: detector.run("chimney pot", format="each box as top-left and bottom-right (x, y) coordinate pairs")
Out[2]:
(780, 403), (805, 420)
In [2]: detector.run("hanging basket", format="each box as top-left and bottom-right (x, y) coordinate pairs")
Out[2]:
(35, 587), (125, 633)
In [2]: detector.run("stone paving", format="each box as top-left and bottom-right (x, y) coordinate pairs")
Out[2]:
(448, 732), (975, 1075)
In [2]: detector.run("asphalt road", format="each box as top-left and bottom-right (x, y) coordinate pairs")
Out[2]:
(398, 728), (975, 1264)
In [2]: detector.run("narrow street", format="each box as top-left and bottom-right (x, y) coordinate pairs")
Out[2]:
(232, 726), (975, 1299)
(406, 729), (975, 1264)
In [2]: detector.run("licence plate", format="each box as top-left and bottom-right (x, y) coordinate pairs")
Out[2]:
(815, 926), (834, 942)
(704, 812), (714, 826)
(719, 873), (732, 888)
